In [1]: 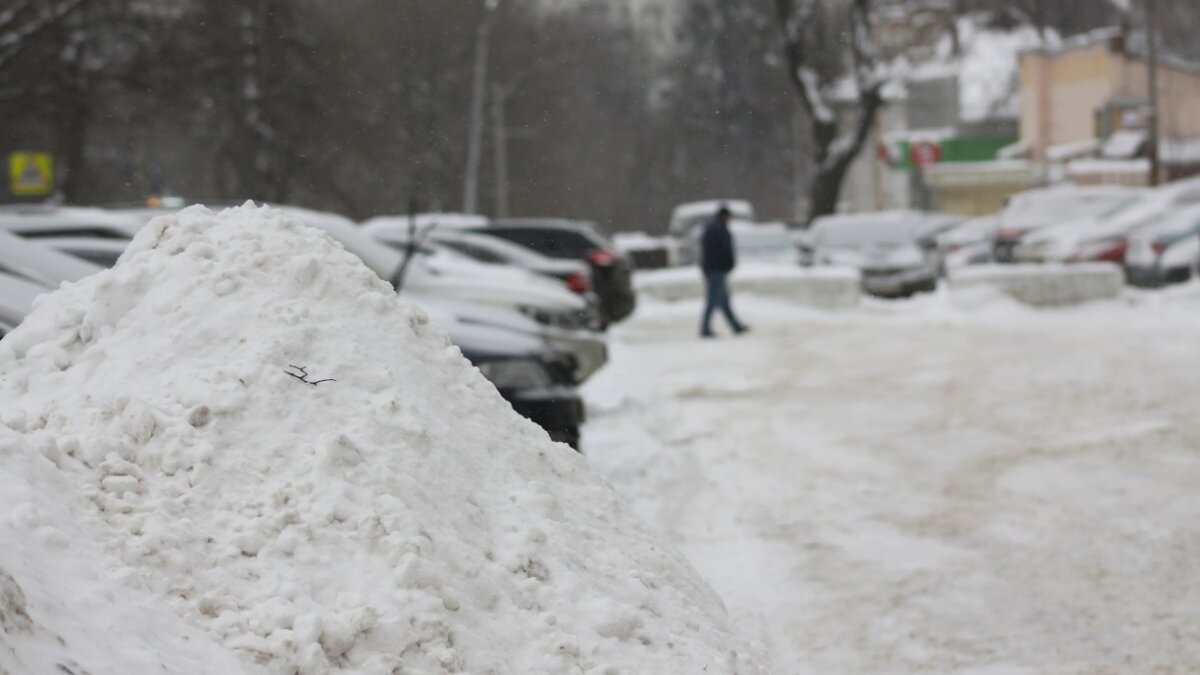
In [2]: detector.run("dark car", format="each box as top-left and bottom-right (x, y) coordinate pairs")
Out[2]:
(458, 344), (586, 450)
(467, 219), (636, 327)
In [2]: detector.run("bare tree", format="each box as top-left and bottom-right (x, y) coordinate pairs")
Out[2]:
(775, 0), (885, 221)
(0, 0), (87, 76)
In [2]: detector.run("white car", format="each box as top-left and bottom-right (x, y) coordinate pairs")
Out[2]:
(0, 272), (46, 337)
(807, 211), (939, 297)
(1124, 202), (1200, 287)
(1019, 176), (1200, 264)
(992, 185), (1144, 262)
(0, 228), (106, 337)
(360, 231), (598, 331)
(668, 199), (755, 239)
(0, 228), (103, 289)
(0, 204), (145, 239)
(366, 222), (594, 297)
(938, 214), (1000, 270)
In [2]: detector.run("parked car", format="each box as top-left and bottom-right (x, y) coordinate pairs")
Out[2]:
(938, 214), (1000, 270)
(1018, 176), (1200, 264)
(0, 228), (103, 288)
(807, 211), (939, 297)
(364, 221), (595, 298)
(0, 271), (46, 337)
(465, 219), (637, 326)
(0, 204), (144, 240)
(1124, 202), (1200, 287)
(668, 199), (756, 239)
(991, 185), (1143, 262)
(0, 228), (106, 336)
(37, 236), (129, 268)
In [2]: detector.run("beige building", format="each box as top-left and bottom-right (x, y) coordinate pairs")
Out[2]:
(1020, 30), (1200, 182)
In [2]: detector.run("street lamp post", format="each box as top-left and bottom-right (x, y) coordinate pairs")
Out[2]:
(1146, 0), (1161, 186)
(462, 0), (498, 214)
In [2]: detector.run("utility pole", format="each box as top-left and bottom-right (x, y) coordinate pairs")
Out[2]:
(463, 0), (497, 214)
(491, 84), (510, 218)
(1146, 0), (1161, 186)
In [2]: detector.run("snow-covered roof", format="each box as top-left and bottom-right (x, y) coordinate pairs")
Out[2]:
(1047, 138), (1101, 162)
(1100, 130), (1147, 159)
(1067, 158), (1151, 176)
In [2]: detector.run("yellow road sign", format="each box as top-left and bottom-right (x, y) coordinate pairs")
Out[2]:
(9, 152), (54, 196)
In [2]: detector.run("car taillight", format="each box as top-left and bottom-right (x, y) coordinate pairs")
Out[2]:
(587, 249), (616, 267)
(1089, 238), (1128, 262)
(1151, 240), (1168, 255)
(564, 271), (589, 294)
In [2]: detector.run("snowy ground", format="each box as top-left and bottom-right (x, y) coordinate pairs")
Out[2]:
(583, 283), (1200, 674)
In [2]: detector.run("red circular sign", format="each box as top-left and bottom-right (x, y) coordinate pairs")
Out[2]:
(909, 141), (942, 168)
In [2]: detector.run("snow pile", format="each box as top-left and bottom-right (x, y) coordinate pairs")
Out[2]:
(636, 263), (861, 309)
(948, 262), (1124, 307)
(0, 204), (760, 674)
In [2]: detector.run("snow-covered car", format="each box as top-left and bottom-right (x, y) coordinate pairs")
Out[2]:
(364, 231), (600, 332)
(992, 185), (1143, 262)
(0, 228), (106, 336)
(36, 236), (129, 268)
(1124, 203), (1200, 287)
(807, 211), (939, 297)
(678, 219), (800, 267)
(1018, 176), (1200, 265)
(938, 214), (1000, 270)
(465, 219), (637, 326)
(0, 204), (145, 240)
(364, 221), (594, 299)
(0, 271), (46, 337)
(0, 228), (104, 289)
(668, 199), (756, 239)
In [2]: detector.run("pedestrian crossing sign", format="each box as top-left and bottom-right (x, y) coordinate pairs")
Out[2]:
(9, 152), (54, 196)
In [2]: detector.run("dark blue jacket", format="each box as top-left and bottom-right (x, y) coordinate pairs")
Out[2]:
(700, 218), (735, 274)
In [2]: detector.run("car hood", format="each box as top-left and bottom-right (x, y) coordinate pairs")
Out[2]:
(816, 243), (925, 269)
(414, 296), (546, 358)
(1021, 216), (1112, 261)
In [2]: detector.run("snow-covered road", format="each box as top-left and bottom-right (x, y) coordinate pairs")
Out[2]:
(584, 285), (1200, 674)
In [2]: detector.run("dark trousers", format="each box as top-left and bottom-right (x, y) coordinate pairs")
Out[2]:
(701, 271), (744, 335)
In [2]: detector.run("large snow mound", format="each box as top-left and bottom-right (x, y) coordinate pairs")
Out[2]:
(0, 204), (760, 674)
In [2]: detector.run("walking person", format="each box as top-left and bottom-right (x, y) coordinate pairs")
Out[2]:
(699, 205), (748, 338)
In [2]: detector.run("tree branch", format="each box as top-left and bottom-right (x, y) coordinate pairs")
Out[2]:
(0, 0), (88, 75)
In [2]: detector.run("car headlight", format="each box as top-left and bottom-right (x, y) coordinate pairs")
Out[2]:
(475, 358), (554, 389)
